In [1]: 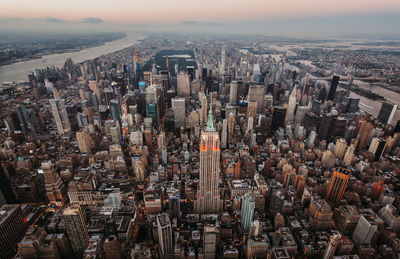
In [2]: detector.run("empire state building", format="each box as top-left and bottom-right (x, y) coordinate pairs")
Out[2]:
(194, 104), (222, 214)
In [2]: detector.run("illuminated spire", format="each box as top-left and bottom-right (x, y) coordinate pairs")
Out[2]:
(207, 101), (214, 131)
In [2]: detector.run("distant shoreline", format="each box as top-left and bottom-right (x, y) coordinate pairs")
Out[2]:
(0, 32), (144, 84)
(0, 33), (127, 67)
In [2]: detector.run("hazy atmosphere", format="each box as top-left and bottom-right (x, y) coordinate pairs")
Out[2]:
(1, 0), (400, 37)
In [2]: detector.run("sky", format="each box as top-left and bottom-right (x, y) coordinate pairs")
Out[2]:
(1, 0), (400, 38)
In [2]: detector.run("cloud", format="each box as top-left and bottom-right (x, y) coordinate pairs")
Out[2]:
(39, 17), (66, 23)
(182, 20), (221, 26)
(80, 17), (103, 23)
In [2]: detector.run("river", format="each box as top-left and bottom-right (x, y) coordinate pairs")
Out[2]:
(0, 31), (145, 84)
(300, 65), (400, 124)
(328, 82), (399, 125)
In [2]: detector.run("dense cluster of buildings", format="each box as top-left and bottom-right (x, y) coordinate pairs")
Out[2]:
(0, 35), (400, 259)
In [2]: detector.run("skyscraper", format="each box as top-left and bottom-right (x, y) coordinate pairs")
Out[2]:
(157, 213), (173, 256)
(16, 105), (29, 134)
(343, 144), (355, 166)
(63, 205), (89, 254)
(344, 125), (356, 144)
(0, 166), (17, 204)
(41, 161), (67, 207)
(229, 81), (238, 105)
(357, 121), (373, 151)
(200, 93), (208, 126)
(377, 102), (397, 125)
(241, 192), (255, 232)
(172, 98), (186, 128)
(177, 72), (190, 99)
(334, 138), (347, 160)
(318, 114), (332, 140)
(0, 205), (27, 259)
(228, 112), (235, 143)
(286, 85), (297, 122)
(220, 46), (226, 76)
(204, 225), (217, 259)
(248, 85), (265, 113)
(221, 118), (227, 149)
(271, 107), (287, 133)
(247, 100), (257, 120)
(110, 99), (121, 122)
(327, 76), (339, 101)
(326, 168), (350, 205)
(132, 158), (146, 181)
(76, 129), (93, 153)
(368, 137), (387, 161)
(194, 104), (222, 214)
(49, 98), (71, 135)
(168, 191), (180, 219)
(352, 215), (377, 245)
